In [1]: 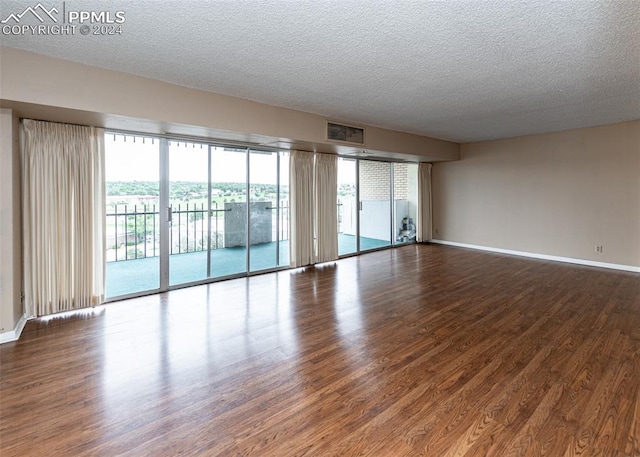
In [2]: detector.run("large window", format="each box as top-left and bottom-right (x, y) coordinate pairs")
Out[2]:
(105, 132), (418, 298)
(336, 158), (418, 257)
(105, 134), (160, 297)
(168, 140), (210, 286)
(393, 163), (418, 245)
(359, 160), (392, 250)
(249, 149), (289, 272)
(337, 158), (357, 256)
(105, 132), (289, 299)
(210, 146), (248, 278)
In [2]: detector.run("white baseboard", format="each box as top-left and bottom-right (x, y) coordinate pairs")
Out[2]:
(430, 240), (640, 273)
(0, 314), (28, 344)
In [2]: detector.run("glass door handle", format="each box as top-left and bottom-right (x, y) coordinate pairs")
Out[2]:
(167, 206), (172, 223)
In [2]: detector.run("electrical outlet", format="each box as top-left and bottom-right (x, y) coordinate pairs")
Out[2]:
(595, 245), (603, 253)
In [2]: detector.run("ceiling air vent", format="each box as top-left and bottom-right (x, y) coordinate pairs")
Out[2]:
(327, 122), (365, 145)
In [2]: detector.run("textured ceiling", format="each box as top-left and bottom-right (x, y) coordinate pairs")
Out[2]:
(1, 0), (639, 142)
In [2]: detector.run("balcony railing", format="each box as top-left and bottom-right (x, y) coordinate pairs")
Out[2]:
(106, 201), (289, 262)
(106, 204), (160, 262)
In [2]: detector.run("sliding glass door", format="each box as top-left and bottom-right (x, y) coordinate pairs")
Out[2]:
(210, 146), (248, 278)
(105, 132), (420, 299)
(336, 158), (418, 258)
(338, 158), (358, 256)
(393, 163), (418, 245)
(105, 134), (160, 298)
(249, 150), (289, 272)
(168, 140), (210, 286)
(105, 132), (290, 299)
(359, 160), (392, 250)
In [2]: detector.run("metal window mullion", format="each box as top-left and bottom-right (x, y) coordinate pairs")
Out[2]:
(275, 152), (280, 267)
(159, 137), (170, 291)
(114, 205), (118, 261)
(390, 162), (395, 245)
(245, 148), (250, 273)
(356, 159), (360, 253)
(207, 145), (212, 278)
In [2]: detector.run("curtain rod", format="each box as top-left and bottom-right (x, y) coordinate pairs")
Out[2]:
(22, 117), (97, 130)
(21, 117), (419, 164)
(20, 117), (282, 152)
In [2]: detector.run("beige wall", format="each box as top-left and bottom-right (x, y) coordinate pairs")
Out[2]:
(0, 46), (455, 336)
(433, 121), (640, 267)
(0, 47), (459, 163)
(0, 108), (23, 333)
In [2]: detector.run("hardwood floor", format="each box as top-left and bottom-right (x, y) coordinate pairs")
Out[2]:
(1, 244), (639, 456)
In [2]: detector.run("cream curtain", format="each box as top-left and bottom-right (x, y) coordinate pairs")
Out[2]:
(315, 153), (338, 263)
(289, 150), (315, 267)
(22, 119), (105, 317)
(417, 162), (433, 242)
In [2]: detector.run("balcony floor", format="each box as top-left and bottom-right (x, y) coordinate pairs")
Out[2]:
(106, 234), (393, 298)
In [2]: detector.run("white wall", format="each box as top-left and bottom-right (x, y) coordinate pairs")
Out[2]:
(360, 200), (391, 241)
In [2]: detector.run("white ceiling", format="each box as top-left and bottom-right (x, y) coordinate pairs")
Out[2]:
(1, 0), (639, 143)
